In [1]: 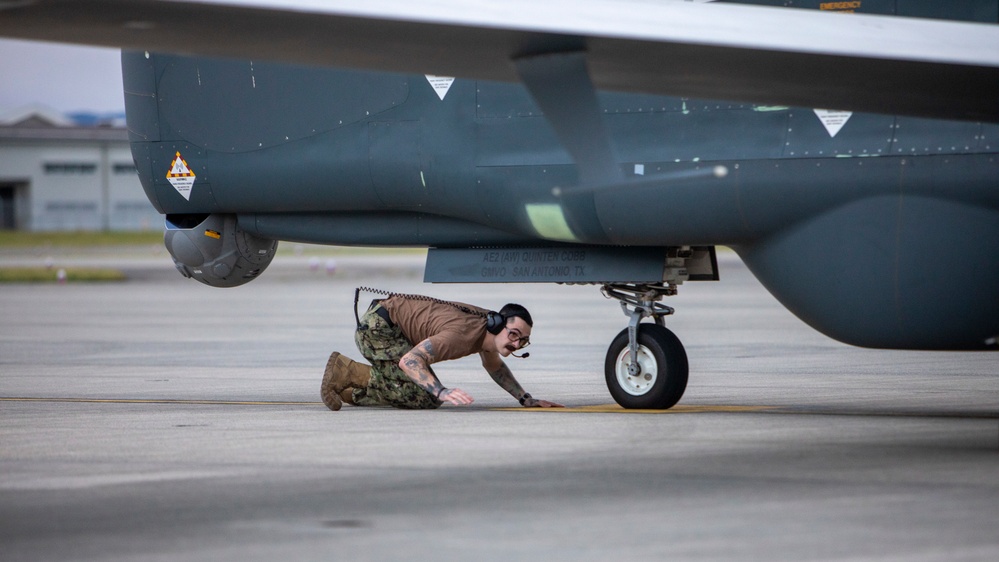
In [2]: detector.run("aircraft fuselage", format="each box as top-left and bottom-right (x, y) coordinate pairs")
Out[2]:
(124, 48), (999, 351)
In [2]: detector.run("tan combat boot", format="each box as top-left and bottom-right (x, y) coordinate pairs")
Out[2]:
(320, 352), (371, 411)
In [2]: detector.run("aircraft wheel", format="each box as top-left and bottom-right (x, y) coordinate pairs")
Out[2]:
(605, 324), (688, 409)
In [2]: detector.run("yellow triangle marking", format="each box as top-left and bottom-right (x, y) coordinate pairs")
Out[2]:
(166, 151), (196, 178)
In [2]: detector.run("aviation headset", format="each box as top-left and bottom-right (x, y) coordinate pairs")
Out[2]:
(485, 311), (506, 334)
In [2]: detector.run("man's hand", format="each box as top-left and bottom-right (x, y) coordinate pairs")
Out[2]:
(523, 397), (564, 408)
(438, 387), (474, 406)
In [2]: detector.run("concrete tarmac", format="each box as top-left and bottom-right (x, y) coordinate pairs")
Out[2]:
(1, 251), (997, 561)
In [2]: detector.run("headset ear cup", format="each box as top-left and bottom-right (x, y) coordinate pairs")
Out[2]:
(486, 311), (505, 334)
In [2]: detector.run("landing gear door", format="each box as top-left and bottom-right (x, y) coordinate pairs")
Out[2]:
(675, 246), (719, 282)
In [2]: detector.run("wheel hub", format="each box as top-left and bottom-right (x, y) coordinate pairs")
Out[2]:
(615, 346), (658, 396)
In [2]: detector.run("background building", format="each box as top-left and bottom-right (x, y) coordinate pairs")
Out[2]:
(0, 106), (159, 231)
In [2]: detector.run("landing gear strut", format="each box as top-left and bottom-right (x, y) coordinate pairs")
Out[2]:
(602, 284), (688, 409)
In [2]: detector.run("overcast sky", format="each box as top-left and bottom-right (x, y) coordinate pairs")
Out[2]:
(0, 38), (125, 115)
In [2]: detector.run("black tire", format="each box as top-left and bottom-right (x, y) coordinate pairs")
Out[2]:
(604, 324), (688, 409)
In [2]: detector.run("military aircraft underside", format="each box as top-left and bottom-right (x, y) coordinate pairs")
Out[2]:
(2, 0), (997, 408)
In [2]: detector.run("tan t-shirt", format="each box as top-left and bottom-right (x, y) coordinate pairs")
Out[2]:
(380, 296), (489, 362)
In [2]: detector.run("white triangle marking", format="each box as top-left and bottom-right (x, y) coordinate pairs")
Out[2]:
(425, 75), (455, 100)
(813, 109), (853, 138)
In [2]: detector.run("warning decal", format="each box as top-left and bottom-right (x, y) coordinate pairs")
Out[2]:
(820, 1), (861, 12)
(813, 109), (853, 138)
(425, 75), (455, 100)
(166, 151), (196, 200)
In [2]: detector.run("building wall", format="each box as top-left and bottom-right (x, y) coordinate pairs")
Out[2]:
(0, 134), (161, 231)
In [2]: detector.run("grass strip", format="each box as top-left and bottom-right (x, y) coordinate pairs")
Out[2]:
(0, 267), (127, 283)
(0, 231), (163, 248)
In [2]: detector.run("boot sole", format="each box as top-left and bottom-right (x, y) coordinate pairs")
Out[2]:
(321, 352), (343, 411)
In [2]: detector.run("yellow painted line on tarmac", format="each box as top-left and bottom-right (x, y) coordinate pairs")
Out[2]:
(0, 397), (319, 406)
(491, 404), (999, 419)
(492, 404), (776, 414)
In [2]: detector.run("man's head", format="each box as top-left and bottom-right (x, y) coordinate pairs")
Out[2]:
(490, 303), (532, 357)
(498, 303), (532, 328)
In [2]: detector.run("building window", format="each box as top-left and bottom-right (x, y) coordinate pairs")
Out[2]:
(113, 163), (138, 175)
(44, 162), (97, 175)
(45, 202), (98, 211)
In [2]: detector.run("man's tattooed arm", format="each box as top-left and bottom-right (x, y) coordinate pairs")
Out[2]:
(399, 339), (475, 405)
(486, 361), (527, 400)
(398, 339), (443, 395)
(482, 351), (565, 408)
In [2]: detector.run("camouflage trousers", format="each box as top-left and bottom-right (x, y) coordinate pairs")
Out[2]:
(350, 303), (442, 409)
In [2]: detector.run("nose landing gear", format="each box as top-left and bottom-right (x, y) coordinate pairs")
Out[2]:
(602, 284), (689, 409)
